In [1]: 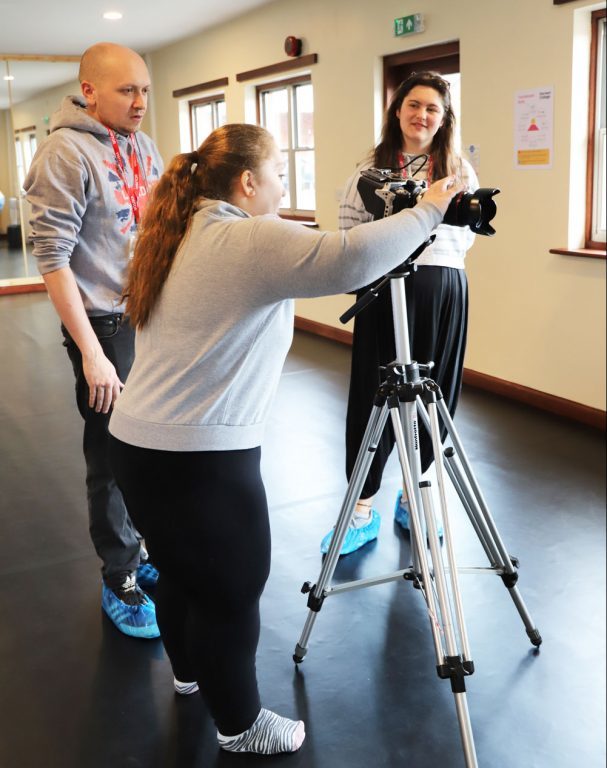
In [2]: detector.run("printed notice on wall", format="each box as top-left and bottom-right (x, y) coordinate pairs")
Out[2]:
(514, 86), (554, 169)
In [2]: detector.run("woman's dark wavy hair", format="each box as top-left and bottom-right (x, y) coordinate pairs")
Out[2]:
(125, 123), (276, 328)
(373, 71), (458, 179)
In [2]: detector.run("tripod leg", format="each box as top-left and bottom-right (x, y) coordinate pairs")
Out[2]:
(389, 406), (445, 660)
(436, 399), (542, 647)
(426, 401), (473, 662)
(293, 402), (390, 663)
(392, 407), (479, 768)
(454, 693), (479, 768)
(418, 397), (504, 566)
(442, 453), (497, 562)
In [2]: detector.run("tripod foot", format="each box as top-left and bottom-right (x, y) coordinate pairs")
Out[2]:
(293, 643), (308, 664)
(527, 628), (542, 647)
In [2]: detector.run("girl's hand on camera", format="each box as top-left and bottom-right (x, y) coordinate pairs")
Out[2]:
(422, 176), (465, 216)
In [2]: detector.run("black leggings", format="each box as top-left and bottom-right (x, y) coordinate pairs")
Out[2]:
(346, 266), (468, 496)
(109, 438), (270, 735)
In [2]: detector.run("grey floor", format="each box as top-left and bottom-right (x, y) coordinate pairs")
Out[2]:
(0, 240), (37, 280)
(0, 292), (605, 768)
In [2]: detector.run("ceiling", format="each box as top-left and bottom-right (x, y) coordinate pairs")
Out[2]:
(0, 0), (277, 108)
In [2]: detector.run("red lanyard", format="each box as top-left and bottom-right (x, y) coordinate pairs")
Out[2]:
(397, 152), (433, 183)
(107, 128), (146, 225)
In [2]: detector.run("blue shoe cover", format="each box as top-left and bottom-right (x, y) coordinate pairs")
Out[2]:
(394, 490), (443, 538)
(137, 561), (159, 588)
(102, 584), (161, 639)
(320, 509), (381, 555)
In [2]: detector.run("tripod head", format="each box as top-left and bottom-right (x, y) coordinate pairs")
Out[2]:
(339, 235), (436, 325)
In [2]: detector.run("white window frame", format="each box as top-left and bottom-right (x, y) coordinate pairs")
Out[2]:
(257, 75), (315, 218)
(189, 94), (226, 149)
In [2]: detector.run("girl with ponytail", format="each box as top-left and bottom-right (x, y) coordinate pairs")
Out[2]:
(108, 122), (462, 755)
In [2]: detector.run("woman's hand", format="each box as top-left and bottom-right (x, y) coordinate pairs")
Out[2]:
(421, 175), (465, 216)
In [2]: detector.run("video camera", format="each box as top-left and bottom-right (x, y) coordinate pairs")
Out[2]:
(357, 167), (500, 236)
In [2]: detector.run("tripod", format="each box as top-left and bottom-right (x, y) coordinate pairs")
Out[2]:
(292, 244), (542, 768)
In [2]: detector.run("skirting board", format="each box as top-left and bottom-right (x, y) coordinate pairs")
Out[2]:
(0, 282), (47, 296)
(294, 315), (606, 431)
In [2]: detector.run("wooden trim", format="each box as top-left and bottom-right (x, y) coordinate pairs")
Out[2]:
(383, 41), (460, 115)
(383, 41), (459, 69)
(279, 214), (317, 226)
(463, 369), (606, 431)
(188, 94), (225, 108)
(256, 74), (311, 93)
(584, 9), (605, 249)
(553, 0), (578, 4)
(14, 125), (36, 134)
(294, 316), (606, 430)
(0, 282), (47, 296)
(549, 247), (606, 259)
(236, 54), (318, 83)
(172, 77), (229, 99)
(0, 54), (80, 62)
(294, 316), (353, 346)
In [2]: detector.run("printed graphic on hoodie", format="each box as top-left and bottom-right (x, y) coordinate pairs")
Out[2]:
(104, 145), (159, 235)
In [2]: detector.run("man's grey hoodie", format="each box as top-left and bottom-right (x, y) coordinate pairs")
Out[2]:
(24, 95), (163, 314)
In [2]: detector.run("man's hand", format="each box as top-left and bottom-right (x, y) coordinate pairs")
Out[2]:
(82, 349), (125, 413)
(43, 267), (125, 414)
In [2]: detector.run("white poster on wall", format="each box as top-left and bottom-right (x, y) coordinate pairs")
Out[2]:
(514, 86), (554, 169)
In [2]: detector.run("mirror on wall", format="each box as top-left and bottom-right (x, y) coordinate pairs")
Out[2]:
(0, 55), (80, 292)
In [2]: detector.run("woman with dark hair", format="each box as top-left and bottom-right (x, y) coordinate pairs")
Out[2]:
(107, 123), (461, 754)
(321, 71), (479, 556)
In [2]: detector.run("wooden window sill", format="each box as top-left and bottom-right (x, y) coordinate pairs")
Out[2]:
(550, 247), (606, 259)
(280, 214), (318, 228)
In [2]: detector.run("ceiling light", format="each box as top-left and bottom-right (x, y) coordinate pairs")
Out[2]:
(3, 75), (14, 81)
(103, 11), (123, 20)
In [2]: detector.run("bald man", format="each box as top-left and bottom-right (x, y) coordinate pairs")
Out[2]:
(24, 43), (163, 639)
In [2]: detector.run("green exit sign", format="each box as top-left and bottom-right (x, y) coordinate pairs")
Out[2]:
(394, 13), (424, 37)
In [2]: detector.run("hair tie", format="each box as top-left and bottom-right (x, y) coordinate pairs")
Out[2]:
(190, 151), (199, 176)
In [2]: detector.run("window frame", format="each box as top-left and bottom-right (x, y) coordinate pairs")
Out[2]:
(189, 93), (226, 149)
(256, 74), (315, 219)
(585, 8), (606, 250)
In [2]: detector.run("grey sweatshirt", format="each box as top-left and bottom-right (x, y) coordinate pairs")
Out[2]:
(109, 198), (443, 452)
(24, 96), (163, 314)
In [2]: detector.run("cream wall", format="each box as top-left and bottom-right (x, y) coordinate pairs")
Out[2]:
(148, 0), (605, 410)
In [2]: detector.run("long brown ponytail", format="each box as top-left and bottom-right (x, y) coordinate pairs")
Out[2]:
(125, 123), (276, 328)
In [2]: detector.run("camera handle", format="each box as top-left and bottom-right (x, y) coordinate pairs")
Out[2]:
(339, 236), (435, 325)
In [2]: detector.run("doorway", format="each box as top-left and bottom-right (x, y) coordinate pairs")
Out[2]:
(383, 41), (462, 150)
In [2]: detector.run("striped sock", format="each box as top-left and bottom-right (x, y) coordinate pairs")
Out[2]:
(217, 708), (305, 754)
(173, 678), (199, 695)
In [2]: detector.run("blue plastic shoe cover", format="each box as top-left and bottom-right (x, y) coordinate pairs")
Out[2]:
(320, 509), (381, 555)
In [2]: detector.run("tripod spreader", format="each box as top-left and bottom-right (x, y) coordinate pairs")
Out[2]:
(372, 362), (442, 410)
(437, 656), (476, 694)
(300, 581), (324, 612)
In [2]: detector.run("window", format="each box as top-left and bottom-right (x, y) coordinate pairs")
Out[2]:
(258, 76), (315, 216)
(14, 129), (37, 191)
(586, 9), (606, 248)
(190, 95), (226, 148)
